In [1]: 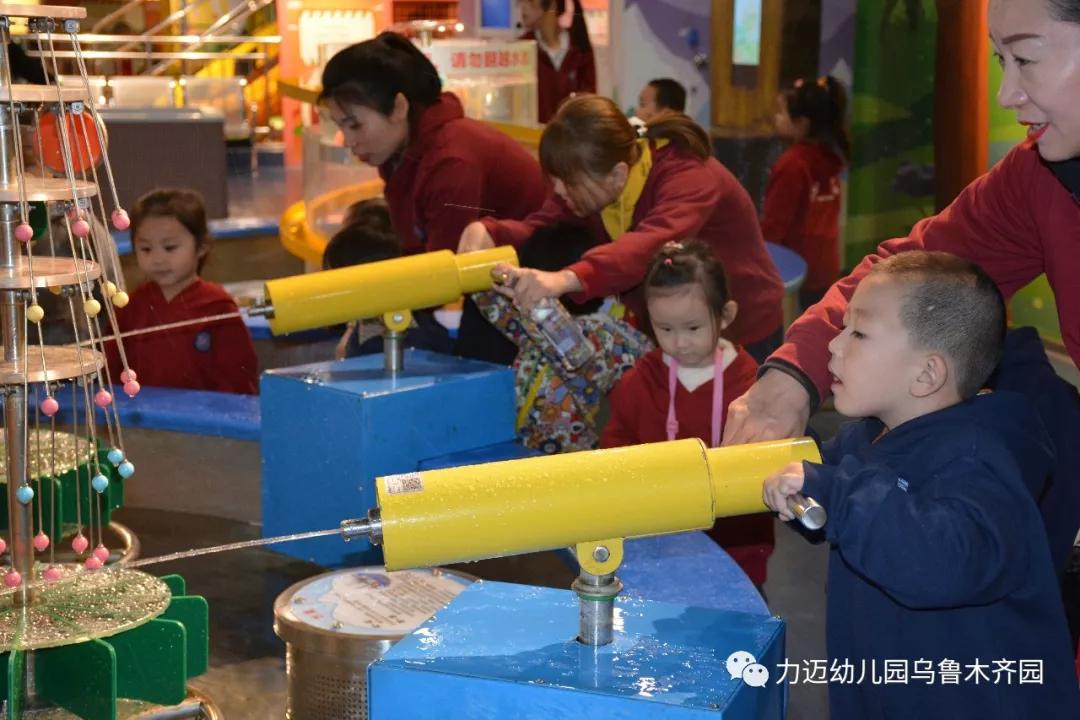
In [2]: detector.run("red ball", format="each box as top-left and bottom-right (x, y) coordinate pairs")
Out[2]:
(43, 565), (63, 582)
(93, 545), (109, 563)
(0, 537), (6, 554)
(3, 571), (21, 588)
(120, 368), (137, 383)
(72, 218), (91, 238)
(94, 389), (113, 407)
(32, 533), (49, 552)
(111, 208), (130, 231)
(123, 380), (141, 398)
(14, 223), (33, 243)
(40, 396), (59, 417)
(84, 556), (103, 571)
(72, 533), (89, 554)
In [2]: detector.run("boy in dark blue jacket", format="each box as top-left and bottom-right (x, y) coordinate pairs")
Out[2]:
(763, 251), (1079, 719)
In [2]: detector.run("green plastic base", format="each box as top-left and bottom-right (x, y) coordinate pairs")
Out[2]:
(0, 574), (208, 720)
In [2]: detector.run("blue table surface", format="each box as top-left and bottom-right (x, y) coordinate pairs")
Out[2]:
(765, 241), (808, 291)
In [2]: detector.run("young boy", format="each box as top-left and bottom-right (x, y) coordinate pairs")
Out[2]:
(635, 78), (686, 123)
(322, 199), (454, 359)
(474, 222), (652, 454)
(763, 251), (1079, 718)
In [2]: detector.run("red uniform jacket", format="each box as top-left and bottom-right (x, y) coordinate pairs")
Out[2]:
(772, 141), (1080, 407)
(760, 141), (845, 292)
(481, 142), (785, 346)
(524, 31), (596, 123)
(601, 346), (774, 585)
(380, 93), (547, 254)
(106, 279), (258, 394)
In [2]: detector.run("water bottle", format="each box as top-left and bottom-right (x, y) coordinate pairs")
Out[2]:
(531, 298), (595, 371)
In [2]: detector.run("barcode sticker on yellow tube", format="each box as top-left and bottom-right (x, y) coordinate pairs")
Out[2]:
(385, 473), (424, 495)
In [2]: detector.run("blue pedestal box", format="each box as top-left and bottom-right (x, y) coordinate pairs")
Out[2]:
(369, 581), (786, 719)
(260, 350), (519, 567)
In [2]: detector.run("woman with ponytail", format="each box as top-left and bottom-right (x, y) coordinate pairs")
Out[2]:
(518, 0), (597, 122)
(320, 32), (547, 363)
(460, 95), (784, 359)
(761, 75), (850, 309)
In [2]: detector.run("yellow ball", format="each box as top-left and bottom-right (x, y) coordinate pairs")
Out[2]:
(48, 285), (62, 296)
(103, 281), (117, 297)
(112, 291), (129, 309)
(84, 298), (102, 318)
(26, 304), (44, 323)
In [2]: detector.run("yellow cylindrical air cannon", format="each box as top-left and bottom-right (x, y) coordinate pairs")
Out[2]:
(339, 436), (825, 645)
(250, 246), (518, 335)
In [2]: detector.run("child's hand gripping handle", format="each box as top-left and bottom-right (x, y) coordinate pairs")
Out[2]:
(786, 493), (826, 531)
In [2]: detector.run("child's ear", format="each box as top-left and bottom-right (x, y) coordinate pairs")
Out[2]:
(196, 242), (209, 259)
(608, 161), (629, 191)
(718, 300), (738, 331)
(911, 352), (949, 398)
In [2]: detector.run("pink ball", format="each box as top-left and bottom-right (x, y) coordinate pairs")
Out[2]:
(94, 389), (113, 408)
(123, 380), (141, 398)
(14, 223), (33, 243)
(4, 571), (21, 588)
(43, 565), (63, 582)
(84, 556), (103, 571)
(0, 537), (6, 554)
(72, 218), (91, 238)
(72, 534), (89, 554)
(120, 368), (137, 383)
(40, 396), (59, 417)
(111, 208), (130, 231)
(93, 545), (109, 563)
(32, 533), (49, 552)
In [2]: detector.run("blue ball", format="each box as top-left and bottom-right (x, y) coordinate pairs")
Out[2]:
(117, 460), (135, 479)
(15, 485), (33, 504)
(107, 447), (124, 465)
(91, 474), (109, 493)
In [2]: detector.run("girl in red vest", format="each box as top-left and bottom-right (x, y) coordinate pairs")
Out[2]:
(518, 0), (596, 123)
(761, 75), (850, 310)
(460, 95), (784, 362)
(601, 240), (770, 589)
(320, 32), (547, 364)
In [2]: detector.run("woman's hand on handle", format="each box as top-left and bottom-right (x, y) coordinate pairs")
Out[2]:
(459, 222), (495, 253)
(722, 369), (812, 445)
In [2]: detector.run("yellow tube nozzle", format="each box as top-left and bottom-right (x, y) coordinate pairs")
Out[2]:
(373, 437), (822, 571)
(263, 246), (518, 335)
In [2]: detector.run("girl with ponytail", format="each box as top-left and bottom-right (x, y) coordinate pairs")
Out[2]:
(517, 0), (597, 122)
(320, 32), (547, 364)
(461, 95), (785, 360)
(761, 75), (850, 310)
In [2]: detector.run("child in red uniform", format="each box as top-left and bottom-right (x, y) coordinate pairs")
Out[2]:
(601, 240), (771, 588)
(107, 189), (258, 394)
(518, 0), (596, 122)
(761, 76), (849, 309)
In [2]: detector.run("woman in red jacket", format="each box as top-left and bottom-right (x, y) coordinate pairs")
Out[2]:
(761, 76), (849, 309)
(518, 0), (596, 123)
(459, 95), (784, 361)
(320, 32), (547, 363)
(601, 241), (771, 589)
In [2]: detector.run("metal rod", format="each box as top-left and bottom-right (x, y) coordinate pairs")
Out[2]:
(26, 50), (269, 61)
(383, 329), (405, 374)
(572, 571), (621, 647)
(24, 33), (282, 45)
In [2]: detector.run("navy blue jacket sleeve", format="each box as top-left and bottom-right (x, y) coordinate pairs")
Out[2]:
(800, 448), (1031, 609)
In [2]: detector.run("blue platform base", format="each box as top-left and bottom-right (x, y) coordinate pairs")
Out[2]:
(260, 350), (520, 567)
(370, 581), (786, 719)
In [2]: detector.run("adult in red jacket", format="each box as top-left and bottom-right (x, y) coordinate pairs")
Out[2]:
(459, 95), (784, 360)
(320, 32), (547, 362)
(518, 0), (596, 123)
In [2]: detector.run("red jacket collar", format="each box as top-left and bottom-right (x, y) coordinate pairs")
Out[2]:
(380, 92), (463, 176)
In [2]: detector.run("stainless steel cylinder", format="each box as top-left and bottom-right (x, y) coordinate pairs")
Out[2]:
(274, 567), (473, 720)
(383, 329), (405, 374)
(572, 571), (623, 647)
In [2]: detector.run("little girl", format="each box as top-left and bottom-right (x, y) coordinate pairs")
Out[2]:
(761, 75), (850, 310)
(601, 240), (772, 589)
(106, 188), (258, 394)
